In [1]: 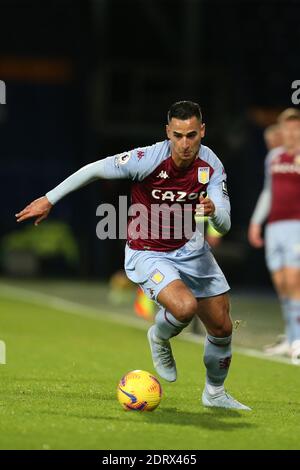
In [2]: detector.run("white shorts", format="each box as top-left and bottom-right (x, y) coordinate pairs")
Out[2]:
(124, 238), (230, 301)
(265, 220), (300, 272)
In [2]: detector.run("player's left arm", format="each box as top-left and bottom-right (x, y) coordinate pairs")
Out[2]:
(201, 164), (231, 235)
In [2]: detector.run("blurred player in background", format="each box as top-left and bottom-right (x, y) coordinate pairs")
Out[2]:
(263, 124), (282, 152)
(248, 109), (300, 361)
(16, 101), (250, 410)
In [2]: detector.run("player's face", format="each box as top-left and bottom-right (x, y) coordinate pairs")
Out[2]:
(166, 117), (205, 166)
(280, 119), (300, 151)
(265, 130), (282, 150)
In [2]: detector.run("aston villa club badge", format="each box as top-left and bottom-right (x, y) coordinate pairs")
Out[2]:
(198, 167), (210, 184)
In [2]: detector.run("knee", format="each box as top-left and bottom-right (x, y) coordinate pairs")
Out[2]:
(173, 297), (198, 322)
(286, 278), (300, 297)
(210, 305), (233, 338)
(212, 321), (233, 338)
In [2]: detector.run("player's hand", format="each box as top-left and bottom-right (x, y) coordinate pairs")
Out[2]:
(196, 192), (215, 217)
(15, 196), (53, 226)
(248, 223), (264, 248)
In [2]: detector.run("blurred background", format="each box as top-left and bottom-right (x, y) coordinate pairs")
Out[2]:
(0, 0), (299, 347)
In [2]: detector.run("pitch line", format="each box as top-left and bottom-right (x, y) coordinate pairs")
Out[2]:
(0, 281), (295, 367)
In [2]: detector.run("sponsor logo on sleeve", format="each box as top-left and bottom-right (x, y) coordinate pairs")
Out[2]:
(114, 152), (131, 168)
(222, 180), (229, 198)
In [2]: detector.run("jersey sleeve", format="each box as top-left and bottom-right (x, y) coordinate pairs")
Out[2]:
(46, 141), (169, 205)
(250, 148), (280, 224)
(201, 147), (231, 234)
(101, 141), (168, 181)
(207, 154), (231, 214)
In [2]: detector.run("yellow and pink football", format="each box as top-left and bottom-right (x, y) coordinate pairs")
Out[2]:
(117, 370), (162, 411)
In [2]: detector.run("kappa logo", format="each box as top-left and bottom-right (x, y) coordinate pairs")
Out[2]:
(147, 288), (155, 299)
(137, 150), (145, 160)
(157, 170), (169, 179)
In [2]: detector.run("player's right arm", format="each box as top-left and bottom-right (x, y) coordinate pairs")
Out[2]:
(15, 151), (139, 225)
(248, 190), (271, 247)
(15, 196), (53, 226)
(15, 142), (167, 225)
(248, 151), (273, 248)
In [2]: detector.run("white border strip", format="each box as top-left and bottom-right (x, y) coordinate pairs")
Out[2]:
(0, 282), (295, 367)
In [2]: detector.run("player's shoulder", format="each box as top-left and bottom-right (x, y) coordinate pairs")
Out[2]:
(132, 139), (170, 180)
(265, 145), (285, 164)
(134, 139), (170, 158)
(199, 145), (224, 170)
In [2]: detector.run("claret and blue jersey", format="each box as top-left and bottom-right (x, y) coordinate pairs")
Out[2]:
(46, 139), (230, 252)
(101, 140), (230, 251)
(265, 146), (300, 223)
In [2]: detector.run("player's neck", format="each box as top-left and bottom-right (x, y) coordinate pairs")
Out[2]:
(171, 152), (198, 169)
(285, 144), (300, 155)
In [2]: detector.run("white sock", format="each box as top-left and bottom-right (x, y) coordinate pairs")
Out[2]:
(206, 382), (225, 396)
(154, 308), (191, 340)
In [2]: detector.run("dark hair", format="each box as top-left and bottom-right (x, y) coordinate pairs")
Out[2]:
(277, 108), (300, 124)
(167, 101), (202, 123)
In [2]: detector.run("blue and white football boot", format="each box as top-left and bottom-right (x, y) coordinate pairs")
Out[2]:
(202, 386), (251, 410)
(147, 325), (177, 382)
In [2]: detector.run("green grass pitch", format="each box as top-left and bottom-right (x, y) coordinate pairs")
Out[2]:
(0, 288), (300, 450)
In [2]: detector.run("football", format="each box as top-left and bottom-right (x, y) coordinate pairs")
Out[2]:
(117, 370), (162, 411)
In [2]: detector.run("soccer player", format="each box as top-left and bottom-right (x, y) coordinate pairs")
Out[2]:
(263, 124), (282, 152)
(16, 101), (250, 410)
(248, 109), (300, 360)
